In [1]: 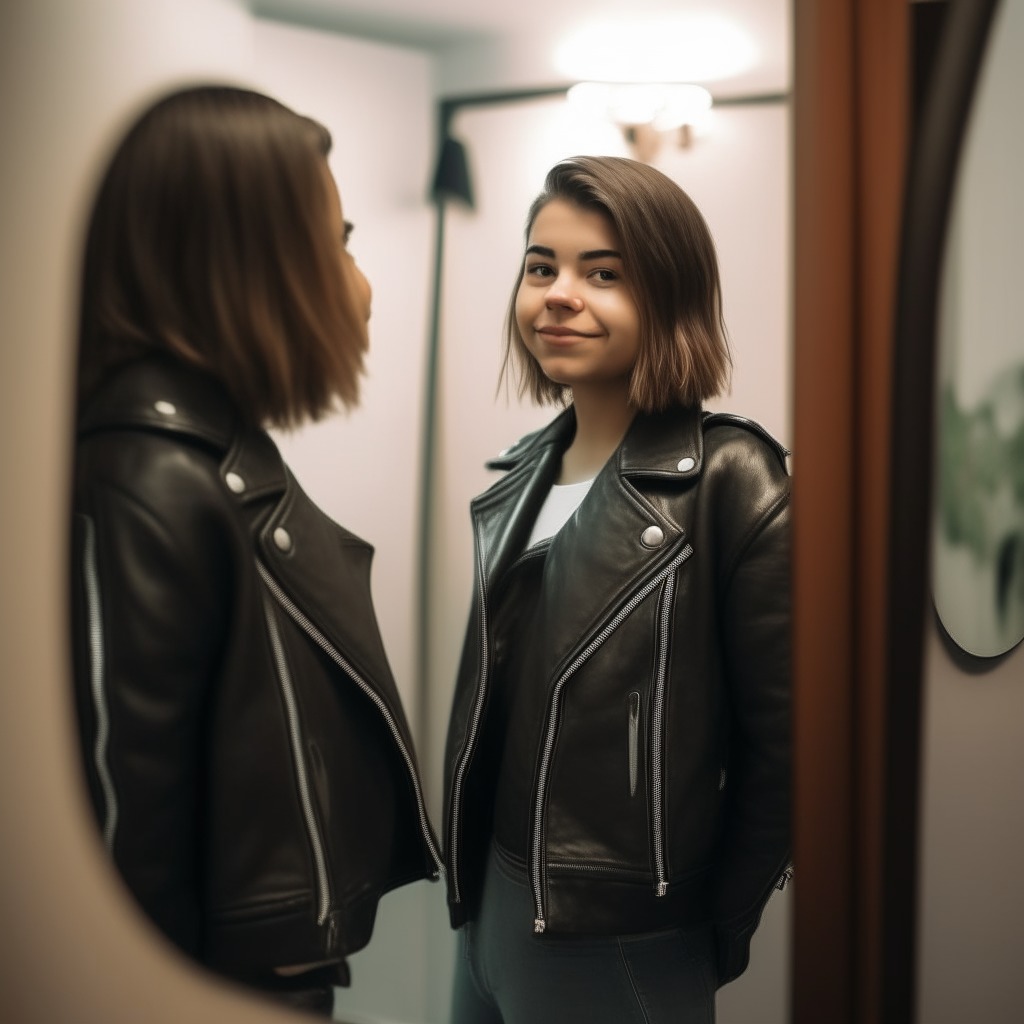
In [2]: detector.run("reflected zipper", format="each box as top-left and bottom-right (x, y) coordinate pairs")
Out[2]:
(257, 562), (443, 883)
(81, 514), (118, 851)
(650, 569), (677, 897)
(531, 543), (693, 933)
(263, 596), (332, 926)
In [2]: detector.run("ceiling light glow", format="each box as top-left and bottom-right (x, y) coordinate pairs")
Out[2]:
(555, 14), (757, 84)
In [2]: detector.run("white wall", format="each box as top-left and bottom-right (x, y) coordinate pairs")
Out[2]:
(917, 625), (1024, 1023)
(426, 94), (792, 1024)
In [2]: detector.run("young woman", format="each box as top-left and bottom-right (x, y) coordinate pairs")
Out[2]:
(444, 156), (790, 1023)
(70, 86), (440, 1016)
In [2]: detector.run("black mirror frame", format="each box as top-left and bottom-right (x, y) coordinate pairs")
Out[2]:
(886, 0), (1001, 1015)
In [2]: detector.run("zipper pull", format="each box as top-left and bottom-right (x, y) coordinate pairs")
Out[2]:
(655, 881), (669, 897)
(534, 918), (546, 934)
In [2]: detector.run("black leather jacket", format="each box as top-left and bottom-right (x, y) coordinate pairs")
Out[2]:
(69, 355), (440, 975)
(443, 403), (791, 984)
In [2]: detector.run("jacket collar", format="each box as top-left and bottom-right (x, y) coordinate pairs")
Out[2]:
(79, 354), (288, 503)
(78, 353), (236, 453)
(485, 406), (577, 472)
(485, 402), (705, 481)
(471, 409), (573, 595)
(617, 403), (704, 480)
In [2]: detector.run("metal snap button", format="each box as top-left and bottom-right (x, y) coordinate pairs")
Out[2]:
(677, 457), (695, 472)
(154, 400), (176, 416)
(273, 527), (292, 552)
(225, 472), (245, 494)
(641, 525), (665, 548)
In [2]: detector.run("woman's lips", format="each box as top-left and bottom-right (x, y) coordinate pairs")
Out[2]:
(536, 326), (598, 340)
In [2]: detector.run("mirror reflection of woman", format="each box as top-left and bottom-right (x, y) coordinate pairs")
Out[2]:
(70, 86), (441, 1017)
(444, 157), (791, 1023)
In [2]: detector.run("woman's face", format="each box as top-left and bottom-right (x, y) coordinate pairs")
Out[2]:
(321, 161), (372, 323)
(516, 198), (641, 391)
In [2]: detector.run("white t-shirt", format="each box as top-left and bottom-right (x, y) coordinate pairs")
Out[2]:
(527, 477), (595, 549)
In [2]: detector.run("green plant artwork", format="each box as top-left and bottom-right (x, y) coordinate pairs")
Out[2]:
(934, 364), (1024, 658)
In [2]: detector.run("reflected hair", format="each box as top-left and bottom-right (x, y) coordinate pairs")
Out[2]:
(501, 156), (731, 411)
(78, 85), (367, 427)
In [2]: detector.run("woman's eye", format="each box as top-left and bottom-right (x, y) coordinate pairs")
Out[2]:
(526, 264), (554, 278)
(591, 268), (618, 283)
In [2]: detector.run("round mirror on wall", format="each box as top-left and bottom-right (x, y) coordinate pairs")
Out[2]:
(932, 0), (1024, 668)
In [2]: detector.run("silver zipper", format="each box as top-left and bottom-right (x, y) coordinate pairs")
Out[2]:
(531, 543), (693, 932)
(758, 864), (794, 920)
(448, 541), (492, 904)
(81, 515), (118, 852)
(628, 691), (640, 797)
(262, 596), (332, 926)
(650, 569), (678, 897)
(257, 561), (443, 879)
(548, 860), (648, 878)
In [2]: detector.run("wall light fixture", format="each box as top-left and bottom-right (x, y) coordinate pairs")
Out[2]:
(567, 82), (713, 132)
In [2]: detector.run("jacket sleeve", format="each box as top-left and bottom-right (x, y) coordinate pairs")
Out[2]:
(711, 482), (791, 986)
(71, 438), (234, 957)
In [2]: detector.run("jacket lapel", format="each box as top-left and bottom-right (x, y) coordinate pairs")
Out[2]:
(526, 404), (704, 682)
(227, 431), (410, 728)
(470, 409), (575, 598)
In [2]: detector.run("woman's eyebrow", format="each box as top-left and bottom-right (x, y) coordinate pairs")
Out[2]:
(525, 244), (555, 257)
(579, 248), (621, 260)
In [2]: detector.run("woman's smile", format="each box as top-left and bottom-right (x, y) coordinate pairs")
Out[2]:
(535, 324), (602, 341)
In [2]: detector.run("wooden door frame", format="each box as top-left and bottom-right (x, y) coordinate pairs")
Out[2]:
(793, 4), (909, 1019)
(792, 1), (1001, 1020)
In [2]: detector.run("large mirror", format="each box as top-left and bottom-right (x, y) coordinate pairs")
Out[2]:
(918, 0), (1024, 1019)
(58, 0), (793, 1020)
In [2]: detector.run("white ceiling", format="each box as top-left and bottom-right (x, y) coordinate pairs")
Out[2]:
(251, 0), (790, 96)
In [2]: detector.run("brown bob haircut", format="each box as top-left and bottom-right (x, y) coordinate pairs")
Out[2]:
(503, 155), (731, 411)
(78, 85), (367, 428)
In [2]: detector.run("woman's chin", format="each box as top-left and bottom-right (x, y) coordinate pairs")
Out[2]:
(536, 359), (583, 389)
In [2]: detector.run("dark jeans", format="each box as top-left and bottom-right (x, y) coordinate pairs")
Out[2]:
(452, 845), (717, 1024)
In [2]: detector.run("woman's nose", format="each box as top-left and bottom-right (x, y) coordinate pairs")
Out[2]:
(545, 278), (584, 312)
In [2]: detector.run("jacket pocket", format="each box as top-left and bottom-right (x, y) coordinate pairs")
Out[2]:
(628, 691), (641, 797)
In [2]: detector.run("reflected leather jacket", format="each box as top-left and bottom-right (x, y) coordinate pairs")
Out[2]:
(442, 403), (791, 985)
(70, 355), (440, 975)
